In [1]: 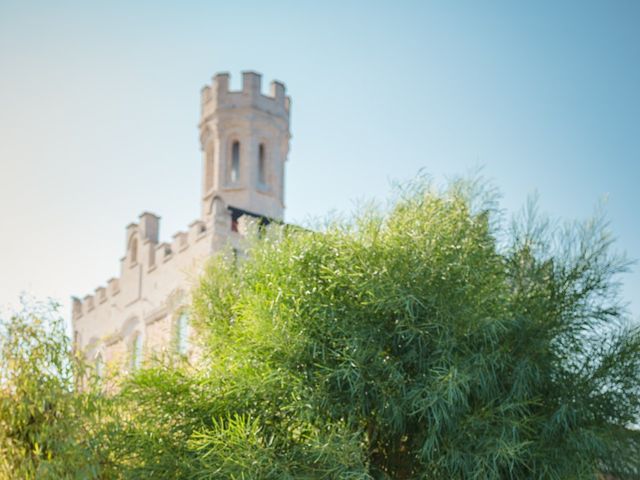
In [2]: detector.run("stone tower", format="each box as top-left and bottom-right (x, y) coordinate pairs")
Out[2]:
(72, 71), (292, 378)
(199, 71), (291, 222)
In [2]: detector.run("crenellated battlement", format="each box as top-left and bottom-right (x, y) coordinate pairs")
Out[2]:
(71, 206), (262, 321)
(73, 216), (208, 320)
(200, 71), (290, 122)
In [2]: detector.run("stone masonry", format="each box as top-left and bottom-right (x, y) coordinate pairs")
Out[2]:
(71, 71), (291, 374)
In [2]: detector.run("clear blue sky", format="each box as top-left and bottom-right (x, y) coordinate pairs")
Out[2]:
(1, 0), (638, 323)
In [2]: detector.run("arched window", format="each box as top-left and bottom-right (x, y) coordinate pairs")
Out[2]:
(231, 140), (240, 183)
(131, 333), (143, 371)
(130, 238), (138, 265)
(205, 143), (215, 191)
(95, 353), (104, 380)
(258, 143), (266, 186)
(176, 312), (190, 355)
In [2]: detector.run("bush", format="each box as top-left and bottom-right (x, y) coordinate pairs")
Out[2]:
(185, 177), (640, 478)
(0, 300), (106, 479)
(4, 176), (639, 479)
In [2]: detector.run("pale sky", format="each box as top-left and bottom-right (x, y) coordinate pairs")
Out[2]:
(1, 1), (638, 326)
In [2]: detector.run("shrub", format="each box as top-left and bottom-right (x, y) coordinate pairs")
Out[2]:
(0, 300), (105, 479)
(185, 177), (640, 478)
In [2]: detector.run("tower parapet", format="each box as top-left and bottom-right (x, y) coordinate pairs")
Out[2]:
(200, 72), (290, 122)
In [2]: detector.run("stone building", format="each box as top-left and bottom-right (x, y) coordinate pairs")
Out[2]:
(71, 71), (291, 374)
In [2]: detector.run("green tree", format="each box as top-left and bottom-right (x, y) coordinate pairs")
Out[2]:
(0, 300), (105, 479)
(11, 176), (638, 479)
(181, 177), (639, 479)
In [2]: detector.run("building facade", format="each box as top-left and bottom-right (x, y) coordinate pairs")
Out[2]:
(71, 71), (291, 373)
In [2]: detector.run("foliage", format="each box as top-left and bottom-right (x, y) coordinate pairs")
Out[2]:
(183, 177), (640, 479)
(0, 300), (105, 479)
(2, 176), (639, 479)
(103, 346), (370, 479)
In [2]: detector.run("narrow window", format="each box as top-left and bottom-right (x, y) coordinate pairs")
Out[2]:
(130, 238), (138, 265)
(131, 333), (143, 371)
(258, 143), (266, 186)
(95, 353), (104, 380)
(231, 141), (240, 183)
(205, 144), (214, 191)
(176, 312), (189, 355)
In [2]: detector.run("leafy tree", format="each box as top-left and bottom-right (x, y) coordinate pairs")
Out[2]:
(5, 176), (639, 480)
(180, 177), (639, 479)
(0, 300), (105, 479)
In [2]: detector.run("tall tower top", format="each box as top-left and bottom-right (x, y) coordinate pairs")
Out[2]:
(199, 71), (291, 222)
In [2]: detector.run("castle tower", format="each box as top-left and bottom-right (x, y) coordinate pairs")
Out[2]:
(199, 71), (291, 222)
